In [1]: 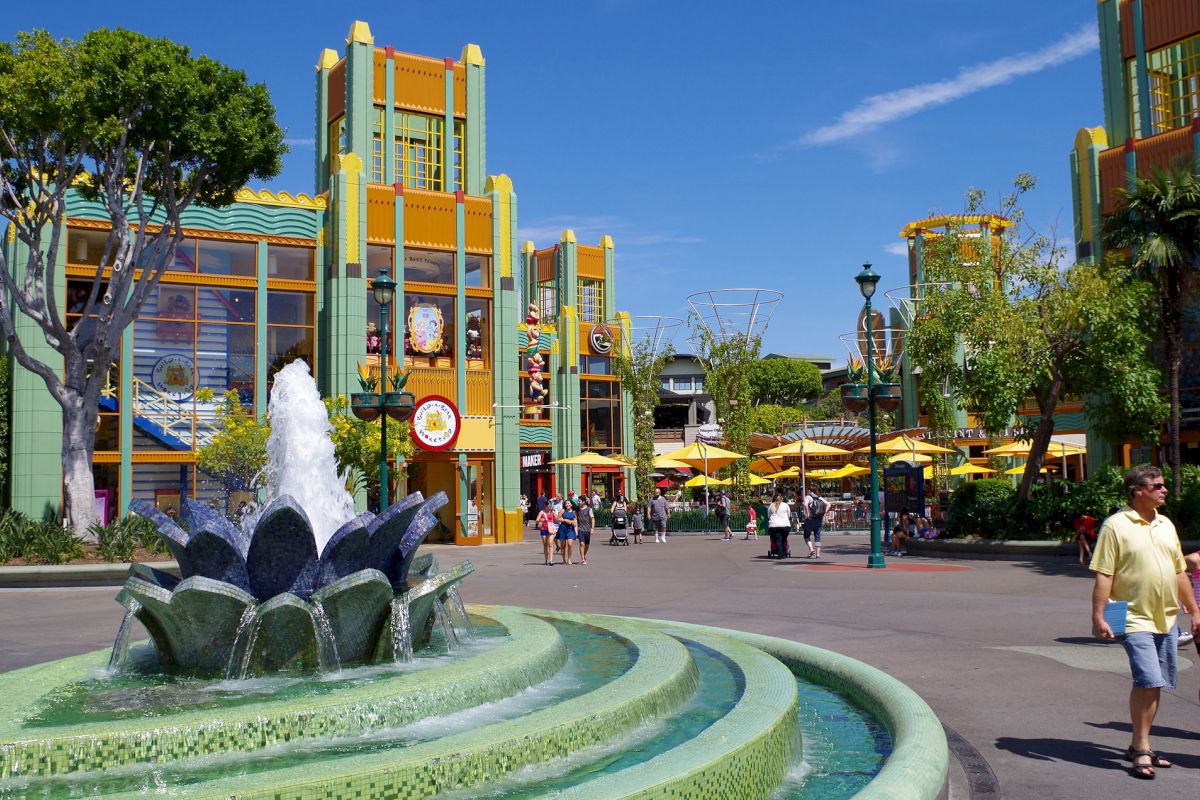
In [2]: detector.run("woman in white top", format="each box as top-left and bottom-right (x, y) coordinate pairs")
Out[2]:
(766, 492), (792, 559)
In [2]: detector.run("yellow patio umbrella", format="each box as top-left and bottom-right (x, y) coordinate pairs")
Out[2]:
(608, 454), (638, 467)
(661, 442), (745, 470)
(949, 463), (996, 476)
(549, 451), (628, 467)
(754, 438), (852, 499)
(747, 474), (771, 486)
(1004, 465), (1055, 475)
(764, 467), (801, 479)
(984, 439), (1085, 456)
(856, 434), (957, 455)
(683, 475), (730, 487)
(817, 464), (871, 480)
(653, 455), (693, 470)
(888, 452), (931, 464)
(806, 468), (838, 479)
(750, 457), (785, 474)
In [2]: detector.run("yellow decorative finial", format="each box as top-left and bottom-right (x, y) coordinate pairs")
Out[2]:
(560, 229), (576, 244)
(599, 235), (614, 249)
(521, 241), (535, 254)
(346, 21), (373, 46)
(317, 48), (339, 70)
(461, 44), (485, 66)
(485, 174), (513, 194)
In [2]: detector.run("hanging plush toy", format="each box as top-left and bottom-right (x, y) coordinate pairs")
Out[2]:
(525, 303), (548, 409)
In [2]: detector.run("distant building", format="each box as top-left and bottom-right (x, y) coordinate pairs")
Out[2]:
(652, 355), (715, 453)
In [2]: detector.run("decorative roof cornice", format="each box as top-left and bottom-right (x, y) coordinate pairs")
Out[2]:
(899, 214), (1012, 238)
(234, 188), (328, 210)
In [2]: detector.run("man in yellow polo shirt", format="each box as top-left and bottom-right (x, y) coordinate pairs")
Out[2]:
(1091, 464), (1200, 780)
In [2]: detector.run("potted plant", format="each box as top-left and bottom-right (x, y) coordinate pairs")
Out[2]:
(872, 355), (902, 411)
(351, 362), (383, 421)
(384, 369), (416, 422)
(841, 357), (869, 412)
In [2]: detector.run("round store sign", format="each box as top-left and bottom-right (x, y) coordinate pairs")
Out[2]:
(150, 354), (195, 402)
(589, 324), (613, 355)
(410, 395), (461, 451)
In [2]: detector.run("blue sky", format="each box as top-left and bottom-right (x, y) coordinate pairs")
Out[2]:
(7, 1), (1103, 362)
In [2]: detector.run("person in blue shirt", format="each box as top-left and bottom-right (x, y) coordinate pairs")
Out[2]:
(556, 500), (578, 565)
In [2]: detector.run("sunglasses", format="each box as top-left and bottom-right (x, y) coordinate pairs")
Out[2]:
(1142, 482), (1167, 491)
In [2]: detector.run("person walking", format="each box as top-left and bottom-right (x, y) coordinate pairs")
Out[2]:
(1090, 464), (1200, 780)
(766, 492), (792, 559)
(802, 488), (828, 559)
(591, 489), (602, 509)
(744, 503), (758, 540)
(556, 500), (578, 565)
(610, 495), (628, 544)
(630, 501), (646, 544)
(536, 502), (557, 566)
(716, 492), (733, 540)
(576, 497), (594, 565)
(650, 488), (670, 543)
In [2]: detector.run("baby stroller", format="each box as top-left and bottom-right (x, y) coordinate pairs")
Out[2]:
(609, 507), (629, 545)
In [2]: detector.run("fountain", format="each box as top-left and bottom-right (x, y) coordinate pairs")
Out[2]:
(0, 361), (948, 799)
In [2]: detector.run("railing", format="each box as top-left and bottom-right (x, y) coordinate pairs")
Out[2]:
(653, 428), (685, 443)
(131, 376), (216, 450)
(465, 369), (491, 416)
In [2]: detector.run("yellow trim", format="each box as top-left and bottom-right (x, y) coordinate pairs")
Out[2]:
(484, 174), (512, 194)
(317, 48), (340, 71)
(339, 153), (363, 266)
(599, 235), (614, 249)
(346, 20), (374, 46)
(521, 240), (535, 254)
(899, 214), (1013, 238)
(66, 218), (317, 247)
(560, 229), (576, 244)
(487, 174), (514, 279)
(234, 188), (328, 210)
(461, 44), (486, 67)
(562, 305), (578, 361)
(131, 452), (196, 464)
(455, 416), (496, 452)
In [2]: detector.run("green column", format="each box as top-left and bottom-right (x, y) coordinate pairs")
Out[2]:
(553, 231), (582, 494)
(1097, 0), (1129, 141)
(455, 192), (468, 536)
(443, 58), (455, 191)
(315, 48), (338, 193)
(489, 176), (520, 517)
(255, 242), (268, 418)
(384, 48), (396, 185)
(344, 21), (374, 168)
(1132, 0), (1150, 138)
(461, 45), (487, 195)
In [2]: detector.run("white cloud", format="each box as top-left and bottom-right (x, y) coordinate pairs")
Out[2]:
(285, 137), (316, 147)
(798, 23), (1097, 147)
(882, 242), (909, 256)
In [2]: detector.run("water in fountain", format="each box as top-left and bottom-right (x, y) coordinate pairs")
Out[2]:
(445, 585), (475, 641)
(432, 597), (459, 652)
(310, 602), (342, 672)
(261, 360), (355, 551)
(106, 599), (141, 673)
(390, 598), (414, 663)
(226, 607), (261, 680)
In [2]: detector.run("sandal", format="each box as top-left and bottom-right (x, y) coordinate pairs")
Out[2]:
(1127, 747), (1171, 768)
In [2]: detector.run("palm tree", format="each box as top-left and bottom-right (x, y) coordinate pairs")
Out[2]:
(1103, 163), (1200, 498)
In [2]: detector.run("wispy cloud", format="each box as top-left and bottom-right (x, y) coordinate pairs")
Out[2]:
(285, 137), (316, 147)
(882, 242), (908, 256)
(797, 23), (1097, 147)
(518, 215), (702, 248)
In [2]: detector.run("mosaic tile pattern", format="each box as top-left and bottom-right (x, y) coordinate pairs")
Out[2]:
(0, 606), (562, 779)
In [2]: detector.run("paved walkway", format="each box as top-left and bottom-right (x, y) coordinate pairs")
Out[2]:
(3, 531), (1198, 798)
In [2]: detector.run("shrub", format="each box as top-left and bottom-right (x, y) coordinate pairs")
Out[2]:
(944, 479), (1015, 539)
(0, 508), (25, 563)
(23, 518), (85, 565)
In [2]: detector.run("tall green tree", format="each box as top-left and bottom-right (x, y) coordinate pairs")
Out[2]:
(749, 404), (809, 436)
(612, 335), (674, 502)
(0, 29), (285, 532)
(690, 325), (758, 498)
(909, 175), (1167, 500)
(1103, 163), (1200, 498)
(747, 358), (822, 407)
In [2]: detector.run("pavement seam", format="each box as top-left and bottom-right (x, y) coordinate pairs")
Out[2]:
(943, 723), (1001, 800)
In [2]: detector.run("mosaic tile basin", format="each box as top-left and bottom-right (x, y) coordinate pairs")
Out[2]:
(0, 606), (947, 799)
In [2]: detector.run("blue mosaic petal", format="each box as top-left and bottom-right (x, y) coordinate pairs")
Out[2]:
(181, 498), (241, 551)
(245, 496), (320, 601)
(391, 493), (448, 587)
(129, 499), (192, 577)
(317, 513), (372, 587)
(364, 492), (425, 578)
(184, 530), (252, 593)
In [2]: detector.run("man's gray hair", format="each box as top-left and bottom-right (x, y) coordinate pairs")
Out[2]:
(1124, 464), (1162, 501)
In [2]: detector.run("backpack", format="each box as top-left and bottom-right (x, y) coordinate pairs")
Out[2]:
(809, 496), (828, 518)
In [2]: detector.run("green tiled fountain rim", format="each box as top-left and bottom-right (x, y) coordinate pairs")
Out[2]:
(100, 610), (701, 800)
(0, 606), (567, 778)
(645, 616), (950, 800)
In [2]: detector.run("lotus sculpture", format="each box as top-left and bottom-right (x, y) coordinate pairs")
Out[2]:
(117, 491), (474, 675)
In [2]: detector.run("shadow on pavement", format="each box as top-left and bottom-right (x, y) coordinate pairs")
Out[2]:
(993, 736), (1129, 771)
(1084, 720), (1200, 743)
(1007, 560), (1095, 578)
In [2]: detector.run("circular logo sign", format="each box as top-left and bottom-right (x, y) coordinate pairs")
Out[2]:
(589, 324), (613, 355)
(410, 395), (461, 451)
(151, 354), (195, 401)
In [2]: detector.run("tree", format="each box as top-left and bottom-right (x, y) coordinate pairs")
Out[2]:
(0, 356), (8, 503)
(612, 335), (674, 502)
(690, 325), (758, 498)
(749, 404), (809, 436)
(748, 358), (822, 407)
(0, 29), (285, 532)
(195, 390), (270, 495)
(908, 175), (1167, 500)
(324, 395), (413, 506)
(1103, 163), (1200, 499)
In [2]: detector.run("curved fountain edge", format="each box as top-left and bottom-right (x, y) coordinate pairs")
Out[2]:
(625, 614), (950, 800)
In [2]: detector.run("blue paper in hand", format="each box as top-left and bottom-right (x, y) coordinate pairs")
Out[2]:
(1103, 600), (1128, 636)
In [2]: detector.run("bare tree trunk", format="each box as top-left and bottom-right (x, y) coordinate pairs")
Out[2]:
(1018, 372), (1062, 501)
(1163, 269), (1183, 499)
(61, 392), (101, 537)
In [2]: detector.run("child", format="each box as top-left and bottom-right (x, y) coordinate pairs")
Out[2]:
(744, 504), (758, 540)
(630, 502), (645, 544)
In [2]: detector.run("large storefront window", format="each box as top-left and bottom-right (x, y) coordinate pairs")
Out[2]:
(578, 279), (604, 323)
(268, 244), (315, 281)
(404, 294), (454, 361)
(465, 298), (489, 365)
(267, 290), (316, 384)
(404, 249), (454, 285)
(465, 254), (491, 288)
(392, 112), (465, 192)
(1128, 35), (1200, 136)
(366, 245), (394, 355)
(580, 380), (622, 452)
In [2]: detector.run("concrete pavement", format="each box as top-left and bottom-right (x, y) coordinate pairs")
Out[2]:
(2, 531), (1198, 798)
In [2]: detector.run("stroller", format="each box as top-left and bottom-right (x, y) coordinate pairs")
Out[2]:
(608, 507), (629, 545)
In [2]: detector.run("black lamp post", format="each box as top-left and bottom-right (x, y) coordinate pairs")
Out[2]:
(853, 263), (886, 570)
(372, 270), (396, 508)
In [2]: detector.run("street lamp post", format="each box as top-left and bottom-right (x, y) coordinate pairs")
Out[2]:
(372, 269), (396, 508)
(855, 263), (885, 569)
